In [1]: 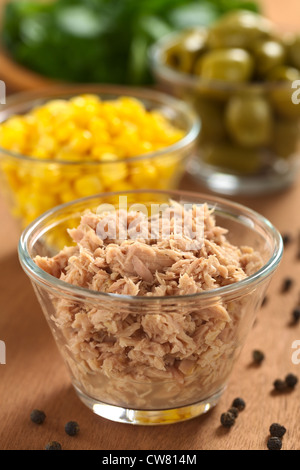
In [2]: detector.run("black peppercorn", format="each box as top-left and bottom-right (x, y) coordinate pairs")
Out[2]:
(292, 307), (300, 324)
(269, 423), (286, 438)
(285, 373), (298, 388)
(281, 278), (294, 293)
(227, 407), (239, 419)
(273, 379), (286, 392)
(252, 350), (265, 364)
(267, 436), (282, 451)
(231, 397), (246, 411)
(220, 411), (235, 428)
(65, 421), (80, 436)
(45, 441), (62, 450)
(30, 409), (46, 425)
(282, 234), (292, 246)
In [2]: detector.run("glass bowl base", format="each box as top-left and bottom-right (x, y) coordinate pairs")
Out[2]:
(187, 158), (298, 197)
(74, 384), (225, 425)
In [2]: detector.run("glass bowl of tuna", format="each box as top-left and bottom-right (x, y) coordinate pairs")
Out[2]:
(18, 189), (283, 425)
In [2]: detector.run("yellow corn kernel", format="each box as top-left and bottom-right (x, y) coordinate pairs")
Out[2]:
(74, 175), (104, 197)
(138, 142), (154, 154)
(0, 119), (28, 152)
(129, 162), (158, 188)
(118, 97), (146, 118)
(91, 145), (118, 158)
(31, 147), (51, 160)
(88, 116), (108, 133)
(45, 99), (70, 115)
(91, 130), (111, 146)
(70, 95), (100, 126)
(54, 121), (77, 143)
(69, 130), (92, 153)
(72, 94), (100, 109)
(36, 135), (57, 154)
(112, 181), (135, 192)
(98, 153), (128, 185)
(55, 150), (84, 162)
(60, 190), (79, 204)
(62, 166), (84, 182)
(2, 169), (19, 192)
(34, 165), (62, 185)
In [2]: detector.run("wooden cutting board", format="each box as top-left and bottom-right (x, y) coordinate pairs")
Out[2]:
(0, 0), (300, 452)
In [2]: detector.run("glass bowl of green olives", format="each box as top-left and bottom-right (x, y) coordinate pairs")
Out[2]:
(150, 10), (300, 196)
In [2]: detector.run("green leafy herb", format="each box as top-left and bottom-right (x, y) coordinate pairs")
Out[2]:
(2, 0), (260, 85)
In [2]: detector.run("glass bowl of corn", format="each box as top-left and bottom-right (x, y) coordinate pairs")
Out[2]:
(0, 85), (200, 229)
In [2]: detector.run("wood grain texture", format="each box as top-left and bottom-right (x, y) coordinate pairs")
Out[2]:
(0, 0), (300, 451)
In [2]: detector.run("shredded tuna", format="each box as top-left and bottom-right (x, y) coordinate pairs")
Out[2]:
(35, 201), (263, 409)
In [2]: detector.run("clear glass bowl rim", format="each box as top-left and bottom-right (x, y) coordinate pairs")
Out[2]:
(0, 84), (200, 165)
(149, 28), (299, 91)
(18, 188), (283, 303)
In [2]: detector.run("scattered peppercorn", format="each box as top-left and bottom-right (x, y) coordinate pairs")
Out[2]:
(45, 441), (62, 450)
(285, 373), (298, 388)
(30, 409), (46, 425)
(65, 421), (80, 437)
(252, 350), (265, 365)
(231, 398), (246, 412)
(292, 307), (300, 324)
(220, 411), (236, 428)
(227, 407), (239, 419)
(273, 379), (286, 392)
(267, 436), (282, 451)
(281, 278), (294, 293)
(282, 233), (292, 247)
(269, 423), (287, 439)
(273, 374), (298, 392)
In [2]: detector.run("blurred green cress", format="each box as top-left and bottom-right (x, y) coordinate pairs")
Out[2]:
(1, 0), (260, 85)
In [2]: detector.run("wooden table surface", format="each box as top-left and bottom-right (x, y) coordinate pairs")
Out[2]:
(1, 0), (300, 452)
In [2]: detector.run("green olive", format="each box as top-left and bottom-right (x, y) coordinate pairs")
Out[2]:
(181, 29), (208, 54)
(203, 143), (262, 174)
(207, 10), (273, 50)
(225, 94), (272, 147)
(164, 29), (207, 74)
(267, 65), (300, 82)
(164, 42), (196, 74)
(286, 35), (300, 70)
(271, 119), (299, 158)
(196, 48), (254, 83)
(193, 98), (226, 143)
(270, 84), (300, 119)
(252, 40), (286, 77)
